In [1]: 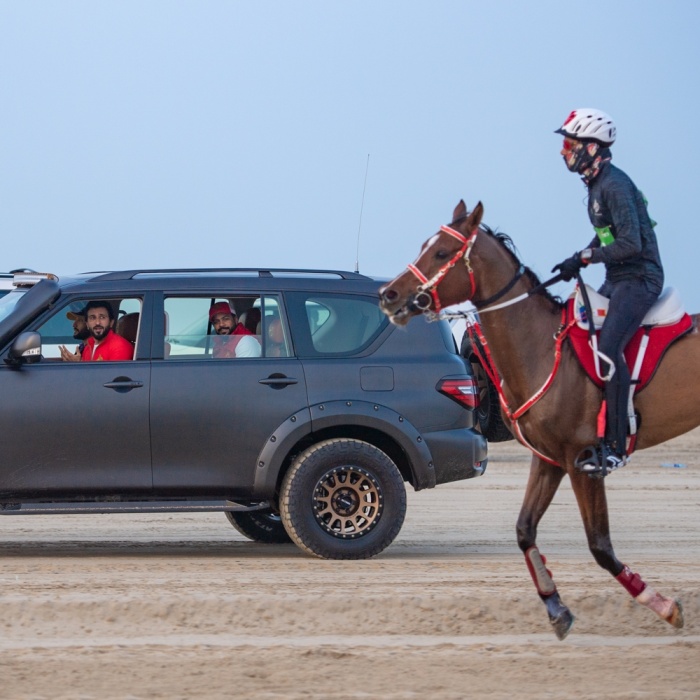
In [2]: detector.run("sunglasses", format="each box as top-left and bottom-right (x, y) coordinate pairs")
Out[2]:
(562, 138), (581, 152)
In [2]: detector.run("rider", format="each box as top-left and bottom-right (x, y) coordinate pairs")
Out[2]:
(551, 108), (664, 475)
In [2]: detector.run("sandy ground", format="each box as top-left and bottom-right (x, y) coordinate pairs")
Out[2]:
(0, 430), (699, 700)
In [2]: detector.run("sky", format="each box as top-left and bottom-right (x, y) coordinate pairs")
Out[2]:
(2, 1), (698, 308)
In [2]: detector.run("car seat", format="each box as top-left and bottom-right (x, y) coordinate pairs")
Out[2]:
(240, 307), (262, 335)
(117, 312), (140, 346)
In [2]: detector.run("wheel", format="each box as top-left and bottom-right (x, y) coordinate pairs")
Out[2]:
(461, 332), (513, 443)
(225, 510), (292, 544)
(471, 360), (513, 442)
(280, 438), (407, 560)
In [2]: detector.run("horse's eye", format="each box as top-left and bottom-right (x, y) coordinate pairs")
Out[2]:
(435, 249), (450, 260)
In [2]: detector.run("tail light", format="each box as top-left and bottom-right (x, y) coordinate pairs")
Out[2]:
(437, 377), (480, 410)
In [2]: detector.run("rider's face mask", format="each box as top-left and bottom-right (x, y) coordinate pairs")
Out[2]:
(561, 138), (600, 173)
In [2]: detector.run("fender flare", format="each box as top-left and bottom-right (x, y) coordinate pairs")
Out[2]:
(252, 400), (436, 496)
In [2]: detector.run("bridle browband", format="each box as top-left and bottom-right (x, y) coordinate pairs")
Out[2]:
(405, 223), (526, 314)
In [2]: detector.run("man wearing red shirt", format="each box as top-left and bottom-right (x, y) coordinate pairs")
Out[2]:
(209, 301), (261, 358)
(81, 300), (134, 362)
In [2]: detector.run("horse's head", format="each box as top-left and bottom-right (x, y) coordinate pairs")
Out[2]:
(379, 200), (483, 325)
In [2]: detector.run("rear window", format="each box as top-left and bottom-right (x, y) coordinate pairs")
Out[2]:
(287, 292), (389, 357)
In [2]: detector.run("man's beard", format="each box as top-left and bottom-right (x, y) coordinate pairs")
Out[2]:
(216, 327), (233, 335)
(74, 328), (90, 341)
(90, 325), (110, 341)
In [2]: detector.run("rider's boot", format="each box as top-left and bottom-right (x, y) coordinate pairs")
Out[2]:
(575, 442), (627, 477)
(575, 372), (629, 477)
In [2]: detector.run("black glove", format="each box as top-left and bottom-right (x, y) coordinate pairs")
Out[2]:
(551, 252), (583, 282)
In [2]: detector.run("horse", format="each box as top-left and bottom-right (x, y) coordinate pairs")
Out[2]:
(378, 199), (700, 639)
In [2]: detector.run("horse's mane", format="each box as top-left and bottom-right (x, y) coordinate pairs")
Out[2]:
(479, 223), (563, 311)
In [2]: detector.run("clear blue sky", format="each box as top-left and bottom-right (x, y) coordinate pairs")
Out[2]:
(2, 1), (698, 308)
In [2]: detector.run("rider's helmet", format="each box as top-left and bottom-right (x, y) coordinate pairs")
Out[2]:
(555, 108), (616, 146)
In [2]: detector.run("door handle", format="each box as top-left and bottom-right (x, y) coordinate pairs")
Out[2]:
(259, 374), (298, 389)
(103, 376), (144, 392)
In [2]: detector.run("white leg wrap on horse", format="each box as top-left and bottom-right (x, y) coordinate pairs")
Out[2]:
(525, 546), (556, 596)
(636, 587), (675, 620)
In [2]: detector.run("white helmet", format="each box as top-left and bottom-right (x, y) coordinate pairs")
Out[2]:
(555, 108), (616, 145)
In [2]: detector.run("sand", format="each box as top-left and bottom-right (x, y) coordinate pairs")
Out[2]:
(0, 429), (698, 699)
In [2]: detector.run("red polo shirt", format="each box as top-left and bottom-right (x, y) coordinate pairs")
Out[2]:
(212, 323), (257, 358)
(81, 330), (134, 362)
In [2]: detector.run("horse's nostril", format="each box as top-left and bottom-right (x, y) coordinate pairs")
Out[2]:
(380, 287), (398, 303)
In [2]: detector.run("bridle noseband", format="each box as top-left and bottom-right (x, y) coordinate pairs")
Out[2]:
(405, 224), (525, 314)
(406, 225), (477, 313)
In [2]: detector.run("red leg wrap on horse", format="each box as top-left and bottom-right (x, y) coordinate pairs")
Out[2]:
(615, 564), (647, 598)
(525, 546), (556, 596)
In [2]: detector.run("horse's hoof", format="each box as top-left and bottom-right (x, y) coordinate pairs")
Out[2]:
(550, 609), (575, 640)
(666, 599), (684, 629)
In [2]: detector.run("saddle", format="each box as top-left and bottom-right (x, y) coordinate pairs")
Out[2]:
(567, 285), (693, 392)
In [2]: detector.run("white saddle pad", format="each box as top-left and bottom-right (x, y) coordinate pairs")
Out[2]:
(573, 285), (685, 331)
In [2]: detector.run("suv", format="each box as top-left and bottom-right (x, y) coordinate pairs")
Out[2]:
(0, 268), (488, 559)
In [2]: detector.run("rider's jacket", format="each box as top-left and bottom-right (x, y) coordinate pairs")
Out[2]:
(585, 161), (664, 293)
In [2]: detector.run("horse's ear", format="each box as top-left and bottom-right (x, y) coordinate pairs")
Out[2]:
(452, 200), (467, 223)
(469, 201), (484, 229)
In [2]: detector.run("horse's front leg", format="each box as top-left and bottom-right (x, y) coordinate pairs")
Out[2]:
(516, 455), (573, 640)
(569, 471), (684, 630)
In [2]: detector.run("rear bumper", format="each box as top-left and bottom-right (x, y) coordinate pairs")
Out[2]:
(423, 428), (488, 487)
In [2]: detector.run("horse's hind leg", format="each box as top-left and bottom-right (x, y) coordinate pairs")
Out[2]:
(569, 471), (684, 629)
(516, 456), (573, 640)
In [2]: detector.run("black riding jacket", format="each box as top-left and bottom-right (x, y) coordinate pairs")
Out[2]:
(586, 162), (664, 293)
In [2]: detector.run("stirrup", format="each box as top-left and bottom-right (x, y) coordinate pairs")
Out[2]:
(574, 444), (627, 478)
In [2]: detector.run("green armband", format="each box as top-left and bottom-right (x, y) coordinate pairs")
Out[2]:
(594, 226), (615, 246)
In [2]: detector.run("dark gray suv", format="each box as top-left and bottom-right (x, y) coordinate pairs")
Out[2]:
(0, 269), (487, 559)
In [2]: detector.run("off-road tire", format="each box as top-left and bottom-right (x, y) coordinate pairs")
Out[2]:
(471, 360), (513, 442)
(225, 510), (292, 544)
(280, 438), (407, 560)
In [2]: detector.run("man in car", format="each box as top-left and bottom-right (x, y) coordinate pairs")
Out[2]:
(80, 300), (134, 361)
(209, 301), (261, 358)
(59, 306), (90, 362)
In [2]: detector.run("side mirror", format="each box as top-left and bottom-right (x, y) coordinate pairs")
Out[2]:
(6, 331), (42, 365)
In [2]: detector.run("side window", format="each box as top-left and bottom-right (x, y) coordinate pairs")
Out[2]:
(35, 298), (142, 361)
(259, 296), (291, 358)
(164, 297), (212, 358)
(296, 294), (388, 356)
(164, 295), (286, 360)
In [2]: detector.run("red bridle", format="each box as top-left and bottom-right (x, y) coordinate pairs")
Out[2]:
(406, 225), (478, 313)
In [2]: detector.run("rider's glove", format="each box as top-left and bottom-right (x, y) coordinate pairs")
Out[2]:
(551, 252), (584, 282)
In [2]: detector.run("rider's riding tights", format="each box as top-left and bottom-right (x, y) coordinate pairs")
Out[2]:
(598, 278), (662, 454)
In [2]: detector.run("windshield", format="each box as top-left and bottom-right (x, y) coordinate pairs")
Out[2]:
(0, 289), (27, 324)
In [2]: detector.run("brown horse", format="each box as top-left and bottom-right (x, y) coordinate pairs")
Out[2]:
(379, 199), (700, 639)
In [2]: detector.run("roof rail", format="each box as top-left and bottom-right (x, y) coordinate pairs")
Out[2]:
(86, 268), (371, 282)
(12, 271), (59, 288)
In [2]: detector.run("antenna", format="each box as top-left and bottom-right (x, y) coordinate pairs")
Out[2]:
(355, 154), (370, 273)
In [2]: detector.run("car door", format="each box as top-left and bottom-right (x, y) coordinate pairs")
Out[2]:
(0, 296), (152, 494)
(150, 294), (308, 492)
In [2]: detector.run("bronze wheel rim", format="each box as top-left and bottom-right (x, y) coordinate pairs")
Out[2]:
(312, 466), (383, 539)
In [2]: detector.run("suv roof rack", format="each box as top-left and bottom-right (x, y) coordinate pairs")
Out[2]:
(87, 268), (371, 282)
(12, 271), (59, 288)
